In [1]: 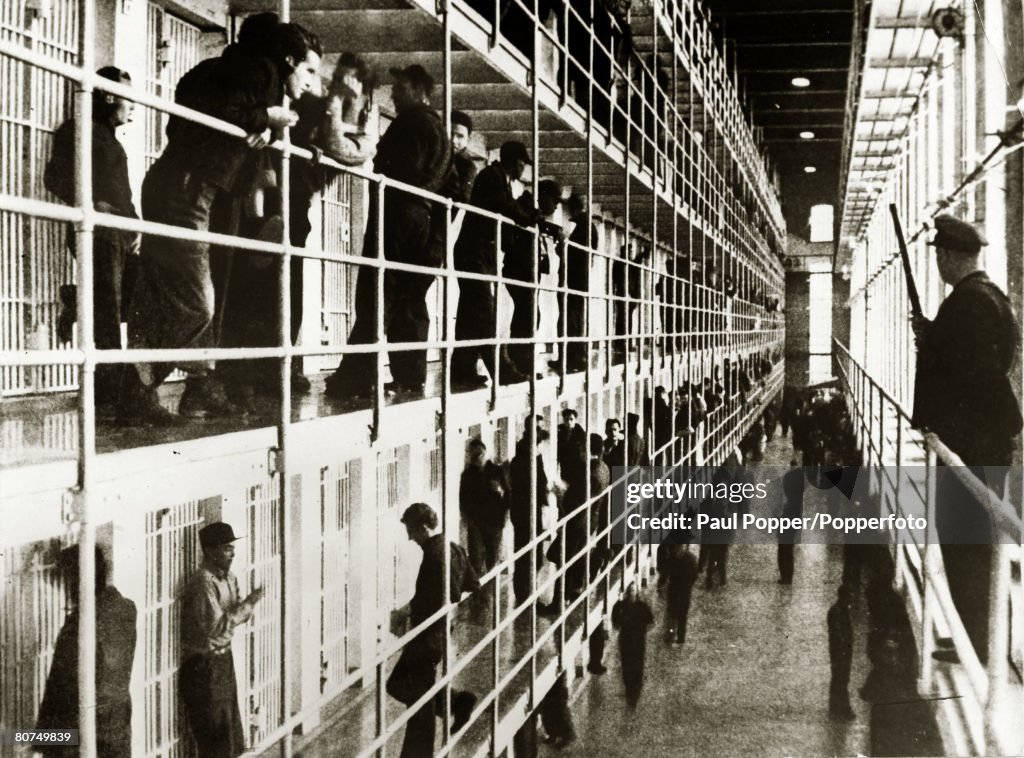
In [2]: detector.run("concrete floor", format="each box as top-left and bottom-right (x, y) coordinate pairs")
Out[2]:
(549, 431), (874, 757)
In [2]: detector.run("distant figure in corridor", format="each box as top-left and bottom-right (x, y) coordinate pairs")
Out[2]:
(662, 536), (698, 645)
(611, 583), (654, 709)
(36, 546), (137, 757)
(827, 583), (855, 720)
(910, 213), (1022, 665)
(777, 459), (806, 585)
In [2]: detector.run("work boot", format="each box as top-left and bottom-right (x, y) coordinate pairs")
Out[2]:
(117, 382), (184, 427)
(178, 376), (246, 419)
(324, 369), (372, 400)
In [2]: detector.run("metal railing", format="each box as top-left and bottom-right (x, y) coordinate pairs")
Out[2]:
(0, 0), (788, 755)
(834, 338), (1022, 757)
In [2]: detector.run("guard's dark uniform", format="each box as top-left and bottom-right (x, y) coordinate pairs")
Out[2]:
(914, 264), (1021, 664)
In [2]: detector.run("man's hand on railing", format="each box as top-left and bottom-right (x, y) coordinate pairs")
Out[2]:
(266, 106), (299, 130)
(245, 130), (270, 149)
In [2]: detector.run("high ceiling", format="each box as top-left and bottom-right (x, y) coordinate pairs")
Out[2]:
(706, 0), (855, 240)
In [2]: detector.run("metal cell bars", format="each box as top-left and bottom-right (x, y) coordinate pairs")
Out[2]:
(1, 0), (77, 396)
(835, 340), (1023, 757)
(376, 445), (408, 642)
(318, 172), (355, 372)
(142, 501), (202, 758)
(319, 460), (355, 693)
(143, 5), (201, 169)
(243, 478), (283, 747)
(0, 537), (67, 756)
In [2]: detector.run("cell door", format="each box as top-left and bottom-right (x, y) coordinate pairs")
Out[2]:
(0, 538), (67, 754)
(320, 459), (356, 692)
(243, 478), (282, 748)
(143, 501), (203, 758)
(1, 0), (78, 396)
(144, 3), (200, 168)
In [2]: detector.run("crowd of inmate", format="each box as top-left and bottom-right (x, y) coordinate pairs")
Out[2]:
(46, 5), (782, 426)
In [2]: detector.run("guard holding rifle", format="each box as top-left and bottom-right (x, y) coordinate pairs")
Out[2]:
(905, 211), (1021, 665)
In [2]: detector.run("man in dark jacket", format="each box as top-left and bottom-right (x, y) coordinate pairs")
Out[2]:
(460, 438), (509, 575)
(555, 193), (596, 372)
(556, 408), (587, 490)
(612, 583), (654, 709)
(778, 459), (805, 585)
(911, 214), (1022, 665)
(326, 64), (453, 399)
(510, 424), (550, 604)
(504, 179), (562, 377)
(390, 503), (479, 757)
(45, 67), (139, 415)
(124, 23), (319, 423)
(450, 110), (478, 204)
(452, 140), (537, 389)
(36, 546), (137, 757)
(662, 537), (699, 645)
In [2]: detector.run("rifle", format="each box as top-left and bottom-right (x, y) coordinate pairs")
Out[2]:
(889, 203), (922, 318)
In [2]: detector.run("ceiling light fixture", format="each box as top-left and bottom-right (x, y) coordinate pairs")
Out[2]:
(791, 77), (811, 88)
(799, 131), (815, 139)
(804, 166), (817, 173)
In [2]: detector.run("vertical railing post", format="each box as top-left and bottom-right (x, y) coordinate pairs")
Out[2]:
(277, 0), (294, 753)
(984, 542), (1010, 754)
(919, 446), (937, 692)
(74, 1), (98, 754)
(440, 0), (455, 743)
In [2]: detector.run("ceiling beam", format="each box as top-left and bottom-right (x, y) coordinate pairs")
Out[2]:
(874, 16), (931, 29)
(733, 41), (851, 47)
(868, 57), (932, 68)
(739, 67), (848, 73)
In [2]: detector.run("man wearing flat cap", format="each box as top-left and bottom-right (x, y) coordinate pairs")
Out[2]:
(180, 522), (264, 757)
(911, 213), (1022, 665)
(451, 140), (539, 390)
(326, 64), (453, 399)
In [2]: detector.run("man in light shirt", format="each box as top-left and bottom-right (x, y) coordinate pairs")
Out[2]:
(180, 522), (264, 758)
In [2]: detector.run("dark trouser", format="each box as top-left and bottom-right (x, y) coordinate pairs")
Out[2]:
(506, 282), (537, 374)
(467, 522), (503, 576)
(588, 626), (606, 668)
(705, 544), (728, 587)
(935, 463), (1007, 665)
(777, 542), (795, 583)
(87, 227), (134, 404)
(392, 641), (472, 758)
(512, 520), (532, 605)
(829, 653), (852, 712)
(556, 292), (586, 369)
(332, 201), (434, 389)
(620, 640), (646, 707)
(453, 277), (498, 379)
(129, 158), (220, 388)
(180, 652), (245, 758)
(666, 588), (693, 642)
(211, 206), (305, 391)
(539, 677), (575, 742)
